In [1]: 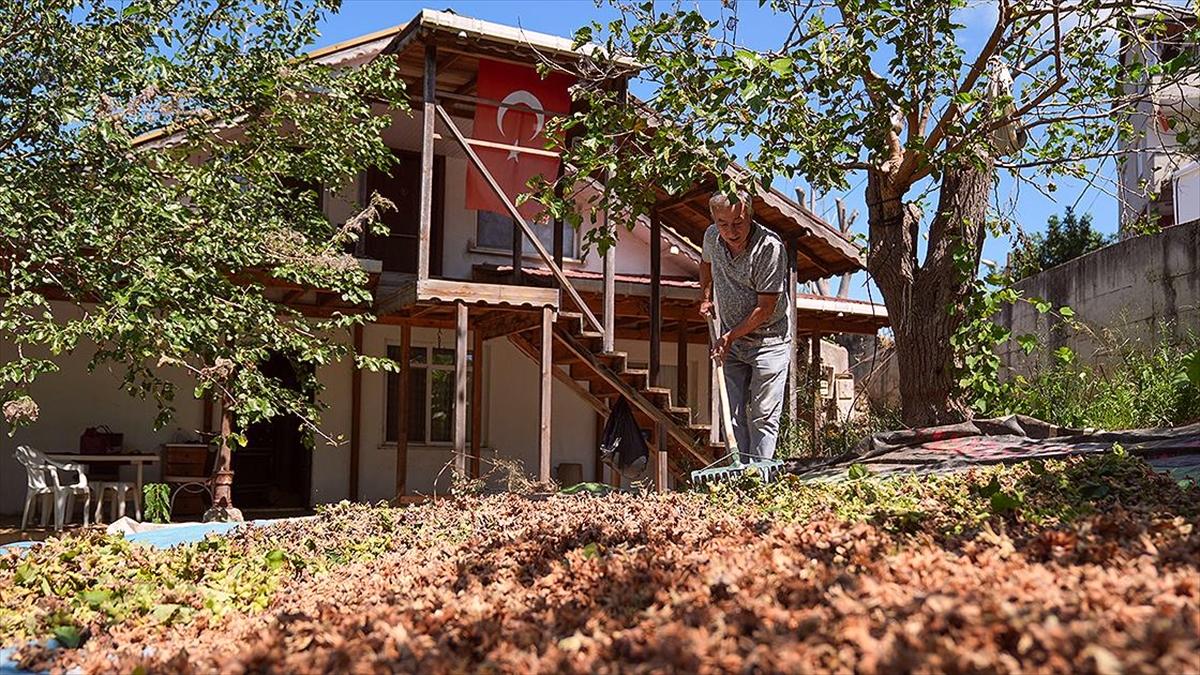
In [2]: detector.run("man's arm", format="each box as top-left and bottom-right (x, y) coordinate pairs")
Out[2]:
(711, 292), (779, 362)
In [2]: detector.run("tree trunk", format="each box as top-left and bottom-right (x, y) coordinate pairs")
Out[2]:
(866, 155), (994, 428)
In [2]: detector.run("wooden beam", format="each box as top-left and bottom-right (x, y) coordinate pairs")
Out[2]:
(350, 323), (363, 501)
(649, 209), (662, 388)
(465, 137), (560, 159)
(602, 242), (616, 352)
(539, 305), (554, 483)
(594, 412), (605, 485)
(510, 333), (609, 413)
(416, 278), (559, 308)
(788, 240), (801, 424)
(417, 43), (437, 281)
(474, 311), (542, 342)
(511, 210), (523, 284)
(454, 302), (468, 476)
(653, 180), (716, 212)
(434, 104), (602, 334)
(709, 317), (720, 447)
(676, 319), (689, 409)
(470, 325), (484, 478)
(810, 333), (822, 454)
(654, 424), (668, 493)
(554, 328), (711, 468)
(396, 325), (410, 499)
(552, 179), (565, 271)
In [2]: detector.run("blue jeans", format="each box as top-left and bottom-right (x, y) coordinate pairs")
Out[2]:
(722, 340), (791, 461)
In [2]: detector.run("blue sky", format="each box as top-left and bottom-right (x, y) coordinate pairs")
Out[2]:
(314, 1), (1121, 301)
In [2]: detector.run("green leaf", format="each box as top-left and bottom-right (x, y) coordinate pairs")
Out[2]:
(52, 625), (83, 649)
(989, 490), (1022, 513)
(79, 589), (112, 609)
(769, 57), (793, 76)
(265, 548), (288, 570)
(1016, 334), (1038, 355)
(847, 463), (871, 480)
(1184, 350), (1200, 387)
(150, 603), (182, 624)
(580, 542), (600, 560)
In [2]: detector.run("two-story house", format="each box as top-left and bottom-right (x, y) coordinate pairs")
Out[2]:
(0, 10), (887, 516)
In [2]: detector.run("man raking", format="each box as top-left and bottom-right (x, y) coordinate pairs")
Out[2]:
(692, 190), (792, 484)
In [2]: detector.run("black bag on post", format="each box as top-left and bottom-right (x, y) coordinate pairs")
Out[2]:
(599, 397), (650, 477)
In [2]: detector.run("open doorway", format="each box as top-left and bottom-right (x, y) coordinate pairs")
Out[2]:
(232, 352), (313, 509)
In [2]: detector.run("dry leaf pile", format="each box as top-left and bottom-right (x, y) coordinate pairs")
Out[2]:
(5, 454), (1199, 674)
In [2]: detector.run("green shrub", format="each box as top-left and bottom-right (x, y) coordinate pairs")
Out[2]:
(1003, 333), (1200, 429)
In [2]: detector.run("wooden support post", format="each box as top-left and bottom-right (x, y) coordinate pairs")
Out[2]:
(655, 424), (668, 493)
(470, 326), (484, 478)
(649, 209), (662, 387)
(787, 240), (801, 426)
(417, 43), (437, 281)
(511, 218), (523, 283)
(539, 305), (554, 483)
(810, 332), (823, 453)
(396, 324), (411, 498)
(602, 240), (616, 352)
(709, 312), (721, 446)
(454, 303), (468, 476)
(676, 320), (689, 408)
(552, 180), (565, 271)
(350, 323), (363, 501)
(594, 412), (604, 484)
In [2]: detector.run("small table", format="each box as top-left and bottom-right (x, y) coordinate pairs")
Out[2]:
(47, 453), (160, 499)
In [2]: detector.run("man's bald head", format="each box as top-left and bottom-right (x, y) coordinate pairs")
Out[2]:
(709, 189), (753, 251)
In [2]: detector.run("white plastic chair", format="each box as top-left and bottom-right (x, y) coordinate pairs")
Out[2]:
(93, 481), (142, 522)
(14, 445), (92, 532)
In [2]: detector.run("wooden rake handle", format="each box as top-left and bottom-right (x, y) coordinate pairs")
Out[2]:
(706, 313), (739, 457)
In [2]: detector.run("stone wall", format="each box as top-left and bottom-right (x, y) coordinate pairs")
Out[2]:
(997, 219), (1200, 372)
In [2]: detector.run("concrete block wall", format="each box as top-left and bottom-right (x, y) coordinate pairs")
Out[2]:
(997, 218), (1200, 372)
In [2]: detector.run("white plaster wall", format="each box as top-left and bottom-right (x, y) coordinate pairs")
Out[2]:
(309, 331), (353, 506)
(1, 304), (206, 515)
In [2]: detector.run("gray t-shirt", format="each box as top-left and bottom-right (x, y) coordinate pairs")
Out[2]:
(702, 223), (792, 345)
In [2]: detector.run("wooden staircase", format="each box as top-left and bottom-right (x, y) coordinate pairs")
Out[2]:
(508, 311), (724, 483)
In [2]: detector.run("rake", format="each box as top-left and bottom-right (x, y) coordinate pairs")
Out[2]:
(690, 314), (786, 487)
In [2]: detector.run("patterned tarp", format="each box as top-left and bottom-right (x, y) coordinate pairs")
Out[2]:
(785, 415), (1200, 483)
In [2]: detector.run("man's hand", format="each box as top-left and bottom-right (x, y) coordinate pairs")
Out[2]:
(710, 332), (731, 364)
(699, 299), (714, 319)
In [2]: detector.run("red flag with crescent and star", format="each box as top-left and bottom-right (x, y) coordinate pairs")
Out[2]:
(465, 59), (574, 219)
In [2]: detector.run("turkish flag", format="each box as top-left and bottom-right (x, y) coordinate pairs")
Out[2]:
(465, 59), (574, 220)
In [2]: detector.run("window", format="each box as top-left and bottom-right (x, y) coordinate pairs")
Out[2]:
(385, 345), (471, 445)
(476, 210), (576, 257)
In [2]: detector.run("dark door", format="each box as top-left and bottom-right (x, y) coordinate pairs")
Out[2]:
(232, 353), (312, 509)
(364, 150), (445, 275)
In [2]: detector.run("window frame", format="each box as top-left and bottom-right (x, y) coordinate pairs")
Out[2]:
(385, 343), (471, 447)
(475, 210), (579, 259)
